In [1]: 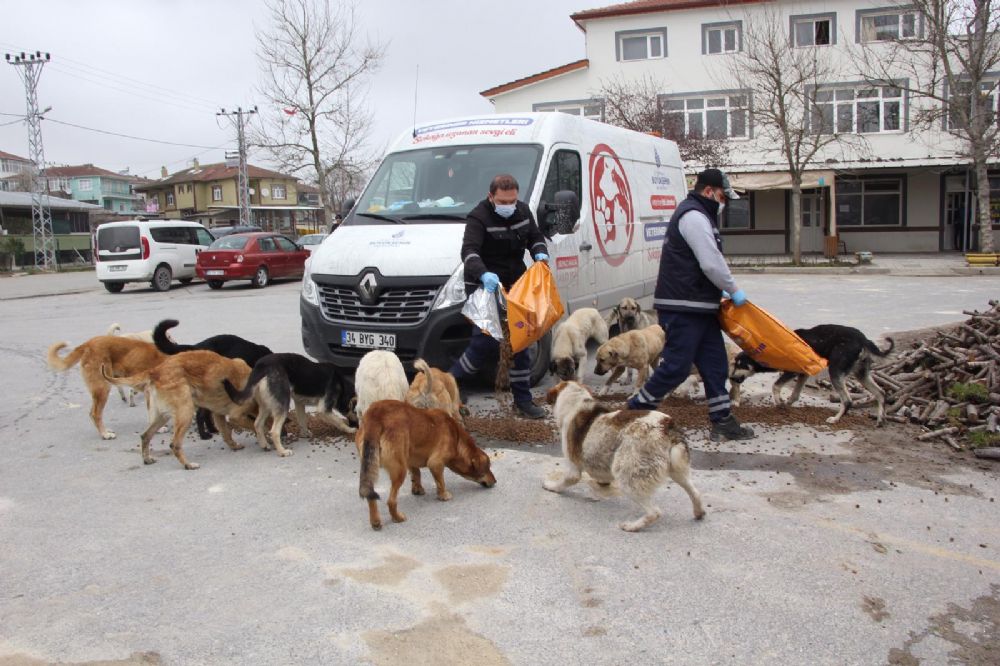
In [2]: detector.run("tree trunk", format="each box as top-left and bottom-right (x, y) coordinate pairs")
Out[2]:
(790, 176), (803, 265)
(973, 154), (995, 253)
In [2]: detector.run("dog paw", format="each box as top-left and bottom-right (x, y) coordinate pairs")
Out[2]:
(143, 457), (156, 465)
(619, 521), (643, 532)
(184, 462), (201, 470)
(437, 491), (453, 502)
(542, 479), (564, 493)
(370, 521), (382, 531)
(101, 431), (117, 440)
(411, 487), (426, 496)
(231, 443), (245, 451)
(157, 425), (170, 434)
(391, 512), (407, 523)
(694, 509), (706, 521)
(825, 416), (841, 425)
(277, 449), (293, 457)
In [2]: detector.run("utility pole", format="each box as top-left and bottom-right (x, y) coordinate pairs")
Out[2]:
(6, 50), (56, 270)
(217, 106), (257, 228)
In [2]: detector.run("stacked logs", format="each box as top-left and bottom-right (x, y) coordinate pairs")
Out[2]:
(873, 300), (1000, 450)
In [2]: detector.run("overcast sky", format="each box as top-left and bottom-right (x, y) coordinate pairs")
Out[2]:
(0, 0), (608, 180)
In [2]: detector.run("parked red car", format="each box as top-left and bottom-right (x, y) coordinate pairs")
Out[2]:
(196, 232), (310, 289)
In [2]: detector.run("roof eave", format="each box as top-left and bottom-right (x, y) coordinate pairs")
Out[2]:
(480, 59), (590, 99)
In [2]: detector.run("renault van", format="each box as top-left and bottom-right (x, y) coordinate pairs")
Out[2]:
(300, 113), (687, 385)
(95, 219), (215, 292)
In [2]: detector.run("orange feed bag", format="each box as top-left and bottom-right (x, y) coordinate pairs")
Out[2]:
(505, 262), (565, 354)
(719, 300), (827, 376)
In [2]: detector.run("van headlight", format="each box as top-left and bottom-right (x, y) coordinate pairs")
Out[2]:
(432, 263), (466, 310)
(301, 259), (319, 306)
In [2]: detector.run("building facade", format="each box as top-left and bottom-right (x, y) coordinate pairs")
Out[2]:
(44, 164), (143, 214)
(481, 0), (1000, 254)
(0, 150), (33, 192)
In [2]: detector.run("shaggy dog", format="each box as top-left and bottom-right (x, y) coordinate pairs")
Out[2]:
(545, 381), (704, 532)
(405, 359), (466, 422)
(47, 336), (166, 440)
(593, 324), (666, 395)
(354, 350), (409, 418)
(153, 318), (272, 439)
(357, 400), (496, 530)
(608, 297), (654, 336)
(106, 323), (157, 407)
(729, 324), (894, 425)
(549, 308), (610, 381)
(223, 352), (355, 457)
(102, 350), (255, 470)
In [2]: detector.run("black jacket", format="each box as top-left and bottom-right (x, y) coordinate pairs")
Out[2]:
(653, 192), (725, 314)
(460, 199), (547, 294)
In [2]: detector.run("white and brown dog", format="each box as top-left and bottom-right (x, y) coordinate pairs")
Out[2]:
(544, 381), (705, 532)
(354, 350), (409, 419)
(593, 324), (665, 395)
(549, 307), (610, 382)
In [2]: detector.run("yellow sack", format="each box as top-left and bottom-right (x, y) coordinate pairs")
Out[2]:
(505, 262), (565, 354)
(719, 300), (827, 376)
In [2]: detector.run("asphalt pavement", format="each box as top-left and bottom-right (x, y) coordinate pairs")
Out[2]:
(1, 271), (999, 665)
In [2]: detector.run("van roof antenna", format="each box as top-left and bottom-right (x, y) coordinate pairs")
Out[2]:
(411, 64), (420, 138)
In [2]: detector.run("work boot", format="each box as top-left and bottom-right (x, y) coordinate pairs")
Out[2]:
(710, 414), (755, 442)
(515, 401), (546, 420)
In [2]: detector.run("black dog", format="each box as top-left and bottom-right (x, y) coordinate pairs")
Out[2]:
(223, 353), (356, 456)
(729, 324), (894, 425)
(153, 319), (274, 439)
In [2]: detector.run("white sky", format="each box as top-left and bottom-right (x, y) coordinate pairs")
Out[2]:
(0, 0), (609, 180)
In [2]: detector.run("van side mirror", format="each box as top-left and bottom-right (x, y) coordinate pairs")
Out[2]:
(542, 190), (581, 237)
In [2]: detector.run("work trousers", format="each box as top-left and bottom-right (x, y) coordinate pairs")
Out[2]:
(627, 311), (732, 423)
(450, 327), (533, 404)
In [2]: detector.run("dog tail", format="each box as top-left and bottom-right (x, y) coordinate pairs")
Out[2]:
(413, 358), (435, 401)
(153, 319), (192, 355)
(100, 363), (150, 391)
(358, 425), (381, 502)
(106, 323), (121, 337)
(866, 336), (895, 357)
(222, 367), (265, 405)
(47, 342), (86, 372)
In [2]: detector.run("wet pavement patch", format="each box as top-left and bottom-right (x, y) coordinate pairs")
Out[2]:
(888, 584), (1000, 665)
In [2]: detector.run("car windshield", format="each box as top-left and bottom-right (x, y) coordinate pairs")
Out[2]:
(210, 236), (250, 250)
(299, 234), (326, 245)
(350, 144), (542, 224)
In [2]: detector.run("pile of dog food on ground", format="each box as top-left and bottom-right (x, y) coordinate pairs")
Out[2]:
(466, 411), (557, 443)
(872, 300), (1000, 454)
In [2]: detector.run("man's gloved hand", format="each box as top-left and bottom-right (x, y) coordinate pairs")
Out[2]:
(731, 289), (748, 306)
(481, 272), (500, 293)
(534, 253), (549, 262)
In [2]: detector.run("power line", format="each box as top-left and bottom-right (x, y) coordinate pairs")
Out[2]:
(45, 64), (217, 115)
(44, 117), (223, 149)
(0, 118), (23, 127)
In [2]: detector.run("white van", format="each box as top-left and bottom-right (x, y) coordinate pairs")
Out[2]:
(95, 219), (215, 293)
(300, 112), (687, 384)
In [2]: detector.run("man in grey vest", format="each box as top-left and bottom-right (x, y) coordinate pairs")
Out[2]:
(627, 168), (755, 441)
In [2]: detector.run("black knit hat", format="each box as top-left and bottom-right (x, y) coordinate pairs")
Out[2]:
(695, 168), (739, 199)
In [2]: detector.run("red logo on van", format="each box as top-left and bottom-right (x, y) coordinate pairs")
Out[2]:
(650, 194), (676, 211)
(589, 144), (634, 267)
(555, 256), (579, 270)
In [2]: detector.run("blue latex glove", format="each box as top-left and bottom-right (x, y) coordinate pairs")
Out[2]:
(481, 272), (500, 293)
(534, 253), (549, 262)
(731, 289), (747, 306)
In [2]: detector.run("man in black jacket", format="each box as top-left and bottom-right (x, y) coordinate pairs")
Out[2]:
(449, 173), (549, 419)
(627, 168), (755, 441)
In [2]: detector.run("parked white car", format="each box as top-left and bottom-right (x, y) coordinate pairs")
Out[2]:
(297, 233), (329, 254)
(95, 219), (215, 293)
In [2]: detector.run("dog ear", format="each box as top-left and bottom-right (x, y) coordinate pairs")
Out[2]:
(548, 361), (557, 374)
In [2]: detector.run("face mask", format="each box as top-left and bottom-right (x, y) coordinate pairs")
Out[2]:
(494, 203), (516, 218)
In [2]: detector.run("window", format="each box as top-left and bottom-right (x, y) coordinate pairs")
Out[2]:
(150, 226), (194, 244)
(166, 192), (175, 206)
(272, 184), (286, 200)
(275, 236), (297, 251)
(78, 179), (92, 192)
(721, 195), (752, 229)
(858, 9), (918, 42)
(257, 237), (276, 252)
(811, 85), (903, 134)
(946, 80), (999, 130)
(212, 186), (222, 202)
(194, 228), (214, 246)
(703, 22), (741, 55)
(836, 177), (904, 226)
(616, 28), (667, 61)
(791, 13), (836, 46)
(663, 94), (749, 140)
(539, 150), (582, 234)
(534, 101), (604, 121)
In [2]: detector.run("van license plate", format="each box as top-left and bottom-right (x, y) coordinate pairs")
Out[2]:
(341, 330), (396, 350)
(205, 270), (224, 276)
(109, 265), (126, 272)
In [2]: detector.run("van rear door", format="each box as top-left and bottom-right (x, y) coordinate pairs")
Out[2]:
(97, 225), (142, 262)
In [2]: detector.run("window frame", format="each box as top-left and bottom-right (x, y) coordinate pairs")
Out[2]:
(211, 185), (223, 202)
(809, 81), (907, 134)
(166, 192), (175, 206)
(615, 27), (668, 62)
(835, 175), (907, 228)
(720, 192), (754, 230)
(272, 184), (287, 200)
(702, 20), (742, 55)
(660, 90), (752, 141)
(789, 12), (837, 47)
(943, 74), (1000, 131)
(856, 6), (922, 43)
(78, 178), (93, 192)
(533, 99), (605, 121)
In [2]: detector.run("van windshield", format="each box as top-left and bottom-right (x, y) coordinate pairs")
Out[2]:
(350, 144), (542, 224)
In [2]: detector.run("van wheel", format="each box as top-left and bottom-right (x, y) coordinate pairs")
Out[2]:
(207, 280), (224, 290)
(251, 266), (269, 288)
(179, 278), (193, 285)
(151, 265), (172, 292)
(529, 331), (552, 387)
(103, 281), (124, 293)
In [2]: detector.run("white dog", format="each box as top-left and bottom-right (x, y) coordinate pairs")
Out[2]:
(549, 308), (609, 382)
(544, 380), (705, 532)
(106, 323), (156, 407)
(354, 350), (409, 418)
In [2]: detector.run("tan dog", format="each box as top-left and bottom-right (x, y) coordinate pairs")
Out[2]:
(106, 323), (156, 407)
(545, 381), (704, 532)
(102, 350), (255, 470)
(593, 324), (665, 395)
(609, 297), (654, 334)
(47, 336), (166, 440)
(357, 400), (496, 530)
(549, 307), (610, 382)
(406, 359), (465, 422)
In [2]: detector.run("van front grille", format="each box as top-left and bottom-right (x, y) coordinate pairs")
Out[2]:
(317, 285), (439, 325)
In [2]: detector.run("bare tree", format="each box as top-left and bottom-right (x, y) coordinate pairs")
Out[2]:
(723, 7), (865, 264)
(595, 74), (731, 167)
(851, 0), (999, 252)
(253, 0), (384, 221)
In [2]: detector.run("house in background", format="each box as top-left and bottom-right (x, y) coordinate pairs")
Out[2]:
(0, 190), (101, 264)
(45, 164), (143, 214)
(0, 150), (33, 192)
(481, 0), (1000, 255)
(135, 161), (323, 232)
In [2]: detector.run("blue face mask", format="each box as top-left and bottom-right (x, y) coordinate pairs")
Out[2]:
(494, 202), (516, 219)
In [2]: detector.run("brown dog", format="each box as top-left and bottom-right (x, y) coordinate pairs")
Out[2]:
(405, 359), (466, 422)
(48, 336), (166, 440)
(102, 350), (256, 470)
(357, 400), (496, 530)
(593, 324), (666, 395)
